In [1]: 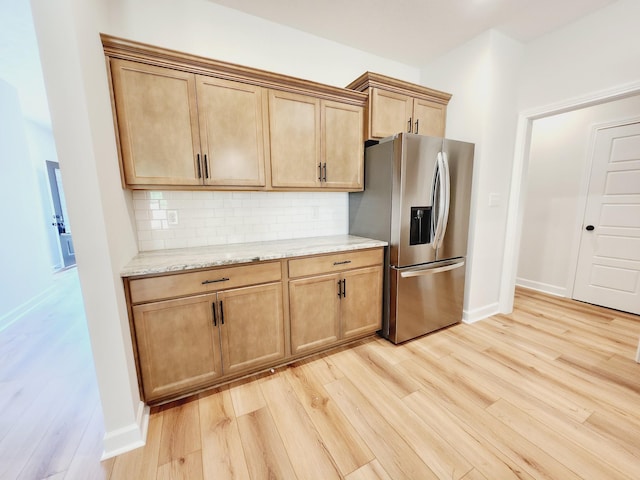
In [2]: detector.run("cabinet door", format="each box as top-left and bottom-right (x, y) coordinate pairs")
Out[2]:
(269, 90), (321, 188)
(110, 59), (202, 186)
(322, 101), (364, 189)
(196, 76), (267, 187)
(369, 88), (413, 139)
(218, 283), (285, 374)
(413, 98), (446, 137)
(341, 266), (383, 339)
(289, 274), (340, 355)
(132, 294), (221, 401)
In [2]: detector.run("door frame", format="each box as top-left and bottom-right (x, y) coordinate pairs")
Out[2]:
(500, 80), (640, 314)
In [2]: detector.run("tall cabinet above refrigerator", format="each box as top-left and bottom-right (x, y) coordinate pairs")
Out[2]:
(349, 133), (474, 343)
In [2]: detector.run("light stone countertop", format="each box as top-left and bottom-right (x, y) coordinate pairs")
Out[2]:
(121, 234), (387, 277)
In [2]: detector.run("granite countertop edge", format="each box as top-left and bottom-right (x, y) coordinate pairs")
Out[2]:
(121, 235), (387, 277)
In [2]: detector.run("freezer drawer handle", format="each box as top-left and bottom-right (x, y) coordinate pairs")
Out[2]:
(333, 260), (352, 266)
(400, 261), (465, 278)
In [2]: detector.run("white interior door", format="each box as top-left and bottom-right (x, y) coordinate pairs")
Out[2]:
(573, 122), (640, 315)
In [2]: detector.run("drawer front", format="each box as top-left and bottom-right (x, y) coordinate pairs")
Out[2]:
(129, 261), (282, 304)
(288, 248), (383, 279)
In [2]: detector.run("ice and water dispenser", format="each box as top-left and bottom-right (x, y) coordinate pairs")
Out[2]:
(409, 206), (432, 245)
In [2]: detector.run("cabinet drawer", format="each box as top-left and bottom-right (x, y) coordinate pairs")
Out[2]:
(129, 261), (281, 304)
(288, 248), (383, 279)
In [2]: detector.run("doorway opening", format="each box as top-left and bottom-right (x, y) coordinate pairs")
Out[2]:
(46, 160), (76, 269)
(500, 81), (640, 316)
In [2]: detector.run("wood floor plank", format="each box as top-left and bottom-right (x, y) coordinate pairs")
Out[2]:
(157, 397), (202, 467)
(236, 407), (297, 480)
(334, 348), (474, 479)
(198, 387), (250, 480)
(482, 337), (640, 421)
(63, 403), (115, 480)
(296, 353), (345, 386)
(283, 362), (374, 476)
(344, 459), (393, 480)
(156, 450), (203, 480)
(352, 341), (420, 398)
(487, 398), (637, 479)
(260, 374), (341, 480)
(324, 376), (439, 480)
(397, 357), (583, 480)
(449, 340), (594, 422)
(403, 390), (535, 480)
(584, 410), (640, 458)
(16, 370), (99, 480)
(461, 468), (490, 480)
(229, 376), (267, 417)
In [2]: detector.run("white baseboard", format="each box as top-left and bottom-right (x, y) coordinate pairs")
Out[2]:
(0, 284), (58, 333)
(101, 401), (150, 460)
(463, 302), (500, 324)
(516, 278), (567, 298)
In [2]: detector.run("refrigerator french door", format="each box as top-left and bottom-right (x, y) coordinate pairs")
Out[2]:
(349, 133), (474, 343)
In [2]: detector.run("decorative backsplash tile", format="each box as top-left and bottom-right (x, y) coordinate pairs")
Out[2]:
(132, 191), (349, 251)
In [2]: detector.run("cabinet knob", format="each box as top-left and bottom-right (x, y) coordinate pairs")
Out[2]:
(585, 225), (595, 231)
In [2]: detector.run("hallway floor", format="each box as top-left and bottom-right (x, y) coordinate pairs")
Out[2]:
(0, 268), (113, 479)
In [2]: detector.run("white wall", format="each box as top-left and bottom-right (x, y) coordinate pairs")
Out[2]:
(106, 0), (419, 89)
(30, 0), (423, 457)
(0, 79), (53, 325)
(31, 0), (145, 458)
(517, 95), (640, 296)
(518, 0), (640, 111)
(420, 30), (524, 321)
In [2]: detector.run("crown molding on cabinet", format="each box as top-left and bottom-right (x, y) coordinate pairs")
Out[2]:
(101, 34), (367, 106)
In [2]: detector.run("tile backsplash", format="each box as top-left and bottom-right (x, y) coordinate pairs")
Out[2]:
(132, 191), (349, 251)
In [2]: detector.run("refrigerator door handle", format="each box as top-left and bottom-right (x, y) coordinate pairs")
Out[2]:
(399, 260), (465, 278)
(437, 152), (451, 249)
(431, 153), (447, 249)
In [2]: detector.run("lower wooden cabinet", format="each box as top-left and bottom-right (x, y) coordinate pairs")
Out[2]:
(132, 294), (223, 402)
(289, 252), (383, 355)
(218, 282), (285, 375)
(126, 247), (383, 404)
(131, 280), (285, 403)
(289, 274), (341, 354)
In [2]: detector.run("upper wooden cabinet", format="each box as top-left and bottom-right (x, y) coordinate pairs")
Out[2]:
(347, 72), (451, 140)
(269, 90), (320, 188)
(110, 59), (267, 188)
(110, 59), (202, 186)
(269, 92), (364, 189)
(196, 76), (268, 187)
(103, 35), (366, 191)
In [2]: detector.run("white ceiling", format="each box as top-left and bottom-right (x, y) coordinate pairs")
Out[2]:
(206, 0), (618, 65)
(0, 0), (619, 126)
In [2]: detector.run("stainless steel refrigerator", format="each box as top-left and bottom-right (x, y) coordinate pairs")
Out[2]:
(349, 133), (474, 343)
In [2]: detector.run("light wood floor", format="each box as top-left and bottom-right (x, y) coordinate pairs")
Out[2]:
(2, 272), (639, 480)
